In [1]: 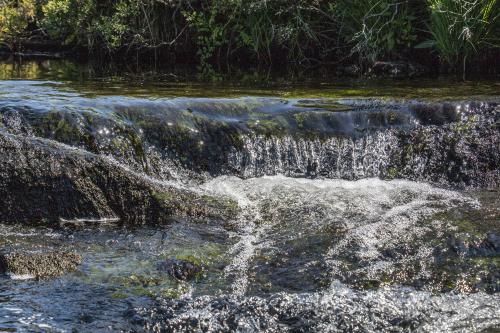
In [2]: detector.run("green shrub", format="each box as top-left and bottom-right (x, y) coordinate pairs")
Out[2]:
(420, 0), (500, 71)
(1, 0), (498, 73)
(182, 0), (338, 70)
(42, 0), (94, 45)
(89, 1), (138, 50)
(183, 1), (237, 74)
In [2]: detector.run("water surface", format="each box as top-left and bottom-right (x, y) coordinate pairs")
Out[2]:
(0, 59), (499, 332)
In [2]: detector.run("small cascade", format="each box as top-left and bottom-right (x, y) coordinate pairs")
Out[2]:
(1, 92), (497, 188)
(228, 131), (399, 179)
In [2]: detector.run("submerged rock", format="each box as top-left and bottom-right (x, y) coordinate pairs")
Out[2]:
(0, 251), (82, 279)
(0, 130), (238, 225)
(449, 233), (500, 257)
(158, 259), (204, 281)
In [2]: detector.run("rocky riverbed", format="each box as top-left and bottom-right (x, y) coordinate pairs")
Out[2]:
(0, 72), (499, 332)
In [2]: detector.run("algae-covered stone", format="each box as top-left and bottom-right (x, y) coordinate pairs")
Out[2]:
(1, 99), (498, 188)
(0, 251), (82, 279)
(158, 258), (204, 281)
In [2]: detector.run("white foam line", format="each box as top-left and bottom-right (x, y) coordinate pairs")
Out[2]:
(202, 176), (272, 296)
(6, 273), (35, 280)
(59, 217), (121, 223)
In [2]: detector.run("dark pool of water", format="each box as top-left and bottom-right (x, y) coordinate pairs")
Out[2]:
(0, 59), (499, 100)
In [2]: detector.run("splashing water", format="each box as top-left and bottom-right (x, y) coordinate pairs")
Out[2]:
(0, 175), (498, 332)
(135, 176), (499, 332)
(203, 176), (481, 294)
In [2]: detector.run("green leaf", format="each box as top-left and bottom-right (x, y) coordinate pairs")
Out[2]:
(414, 40), (436, 49)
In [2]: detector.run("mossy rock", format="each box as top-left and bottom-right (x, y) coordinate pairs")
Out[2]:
(0, 250), (82, 279)
(0, 130), (239, 225)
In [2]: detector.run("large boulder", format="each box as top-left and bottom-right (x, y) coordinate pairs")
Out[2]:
(0, 130), (238, 225)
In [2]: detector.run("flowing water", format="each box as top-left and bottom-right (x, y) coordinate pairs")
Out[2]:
(0, 60), (499, 332)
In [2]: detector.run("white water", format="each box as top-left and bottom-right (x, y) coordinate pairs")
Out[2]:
(142, 176), (499, 332)
(1, 174), (496, 332)
(203, 176), (478, 294)
(228, 133), (402, 179)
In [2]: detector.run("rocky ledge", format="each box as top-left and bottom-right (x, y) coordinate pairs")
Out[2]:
(0, 98), (498, 225)
(3, 98), (498, 188)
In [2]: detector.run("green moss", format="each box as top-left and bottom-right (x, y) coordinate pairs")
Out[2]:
(403, 143), (414, 160)
(174, 254), (203, 267)
(38, 112), (82, 144)
(294, 102), (352, 112)
(451, 115), (478, 134)
(386, 167), (398, 179)
(160, 284), (190, 299)
(164, 242), (227, 268)
(470, 257), (500, 267)
(201, 195), (239, 212)
(110, 292), (128, 299)
(124, 274), (164, 287)
(151, 191), (175, 204)
(454, 219), (483, 236)
(293, 112), (306, 128)
(247, 118), (286, 138)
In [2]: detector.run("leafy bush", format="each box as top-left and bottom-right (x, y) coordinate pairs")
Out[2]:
(89, 1), (137, 50)
(183, 0), (237, 73)
(41, 0), (94, 45)
(0, 0), (36, 47)
(182, 0), (338, 70)
(334, 0), (421, 63)
(0, 0), (498, 73)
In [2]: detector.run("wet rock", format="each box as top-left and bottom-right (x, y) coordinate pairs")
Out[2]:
(1, 100), (498, 189)
(449, 233), (500, 257)
(371, 61), (429, 78)
(158, 259), (204, 281)
(0, 251), (82, 279)
(0, 130), (238, 225)
(305, 159), (318, 179)
(483, 233), (500, 253)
